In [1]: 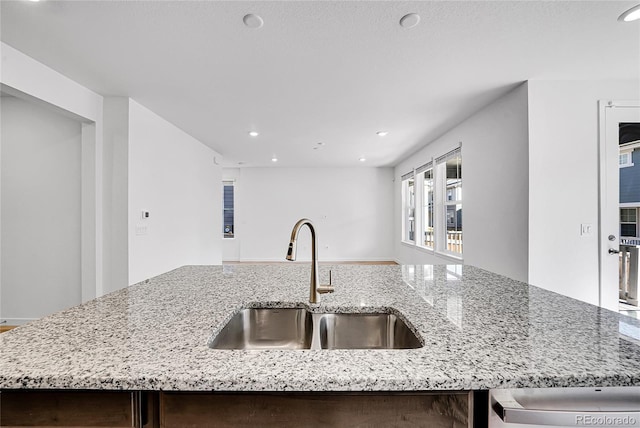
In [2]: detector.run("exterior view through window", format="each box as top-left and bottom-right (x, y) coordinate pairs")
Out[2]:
(223, 181), (234, 238)
(619, 123), (640, 245)
(618, 122), (640, 312)
(423, 168), (434, 249)
(443, 151), (462, 255)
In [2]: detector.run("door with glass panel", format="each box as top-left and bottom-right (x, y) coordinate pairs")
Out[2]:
(600, 101), (640, 312)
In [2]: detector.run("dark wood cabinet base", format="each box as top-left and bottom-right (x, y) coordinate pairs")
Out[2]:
(160, 392), (470, 428)
(0, 390), (139, 427)
(1, 390), (476, 427)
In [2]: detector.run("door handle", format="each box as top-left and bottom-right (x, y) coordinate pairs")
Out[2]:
(609, 248), (621, 255)
(492, 389), (640, 426)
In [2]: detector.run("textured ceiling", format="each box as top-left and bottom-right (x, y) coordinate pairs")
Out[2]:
(1, 1), (639, 167)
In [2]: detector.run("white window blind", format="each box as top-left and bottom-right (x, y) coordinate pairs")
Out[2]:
(435, 147), (461, 164)
(416, 161), (432, 175)
(401, 171), (414, 181)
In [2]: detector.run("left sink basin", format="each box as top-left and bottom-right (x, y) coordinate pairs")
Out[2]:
(209, 308), (313, 350)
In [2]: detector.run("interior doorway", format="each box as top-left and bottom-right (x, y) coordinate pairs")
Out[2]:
(599, 101), (640, 314)
(1, 92), (83, 324)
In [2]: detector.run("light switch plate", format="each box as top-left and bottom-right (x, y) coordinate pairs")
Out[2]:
(580, 223), (593, 237)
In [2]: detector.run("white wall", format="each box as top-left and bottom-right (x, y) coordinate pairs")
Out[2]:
(394, 83), (530, 283)
(1, 96), (82, 323)
(228, 167), (395, 262)
(528, 80), (639, 306)
(102, 97), (130, 293)
(128, 100), (222, 284)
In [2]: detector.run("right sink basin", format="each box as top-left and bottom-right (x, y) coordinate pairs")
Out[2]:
(318, 313), (423, 350)
(209, 307), (423, 350)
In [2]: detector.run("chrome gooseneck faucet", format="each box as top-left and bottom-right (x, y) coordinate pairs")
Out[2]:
(286, 218), (334, 303)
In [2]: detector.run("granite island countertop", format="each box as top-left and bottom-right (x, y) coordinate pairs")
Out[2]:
(1, 264), (639, 391)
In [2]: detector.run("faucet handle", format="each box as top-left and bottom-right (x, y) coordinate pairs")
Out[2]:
(317, 270), (334, 294)
(317, 284), (334, 294)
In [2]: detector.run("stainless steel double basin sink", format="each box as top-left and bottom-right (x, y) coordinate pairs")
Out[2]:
(209, 307), (423, 350)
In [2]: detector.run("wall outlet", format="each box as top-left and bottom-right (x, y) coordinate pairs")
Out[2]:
(135, 225), (148, 236)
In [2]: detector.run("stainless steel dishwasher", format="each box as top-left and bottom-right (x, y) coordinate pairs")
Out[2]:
(489, 387), (640, 427)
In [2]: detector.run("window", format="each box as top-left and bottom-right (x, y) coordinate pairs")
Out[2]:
(401, 172), (415, 242)
(223, 181), (234, 238)
(400, 146), (462, 257)
(620, 149), (634, 168)
(420, 165), (434, 249)
(440, 149), (462, 255)
(621, 208), (637, 237)
(431, 148), (463, 256)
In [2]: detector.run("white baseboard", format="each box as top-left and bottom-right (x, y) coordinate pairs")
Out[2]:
(1, 318), (37, 326)
(235, 258), (397, 264)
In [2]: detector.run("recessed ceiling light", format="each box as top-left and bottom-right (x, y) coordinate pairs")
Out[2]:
(243, 14), (264, 29)
(619, 4), (640, 22)
(399, 13), (420, 29)
(248, 131), (259, 137)
(359, 157), (366, 162)
(317, 142), (325, 146)
(271, 157), (278, 162)
(376, 131), (389, 137)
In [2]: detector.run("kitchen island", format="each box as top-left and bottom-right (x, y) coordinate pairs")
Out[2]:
(2, 264), (639, 426)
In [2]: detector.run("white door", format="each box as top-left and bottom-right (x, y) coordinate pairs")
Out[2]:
(599, 101), (640, 312)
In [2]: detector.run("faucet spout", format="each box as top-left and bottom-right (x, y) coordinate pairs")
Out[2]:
(285, 218), (333, 303)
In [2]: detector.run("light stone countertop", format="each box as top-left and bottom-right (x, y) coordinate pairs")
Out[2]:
(1, 264), (639, 391)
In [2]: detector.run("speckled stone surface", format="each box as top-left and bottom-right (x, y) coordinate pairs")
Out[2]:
(1, 264), (639, 391)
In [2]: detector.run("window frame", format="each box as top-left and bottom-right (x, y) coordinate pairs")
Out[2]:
(619, 149), (634, 168)
(438, 149), (462, 257)
(401, 146), (462, 260)
(401, 172), (416, 244)
(417, 162), (435, 251)
(620, 207), (637, 238)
